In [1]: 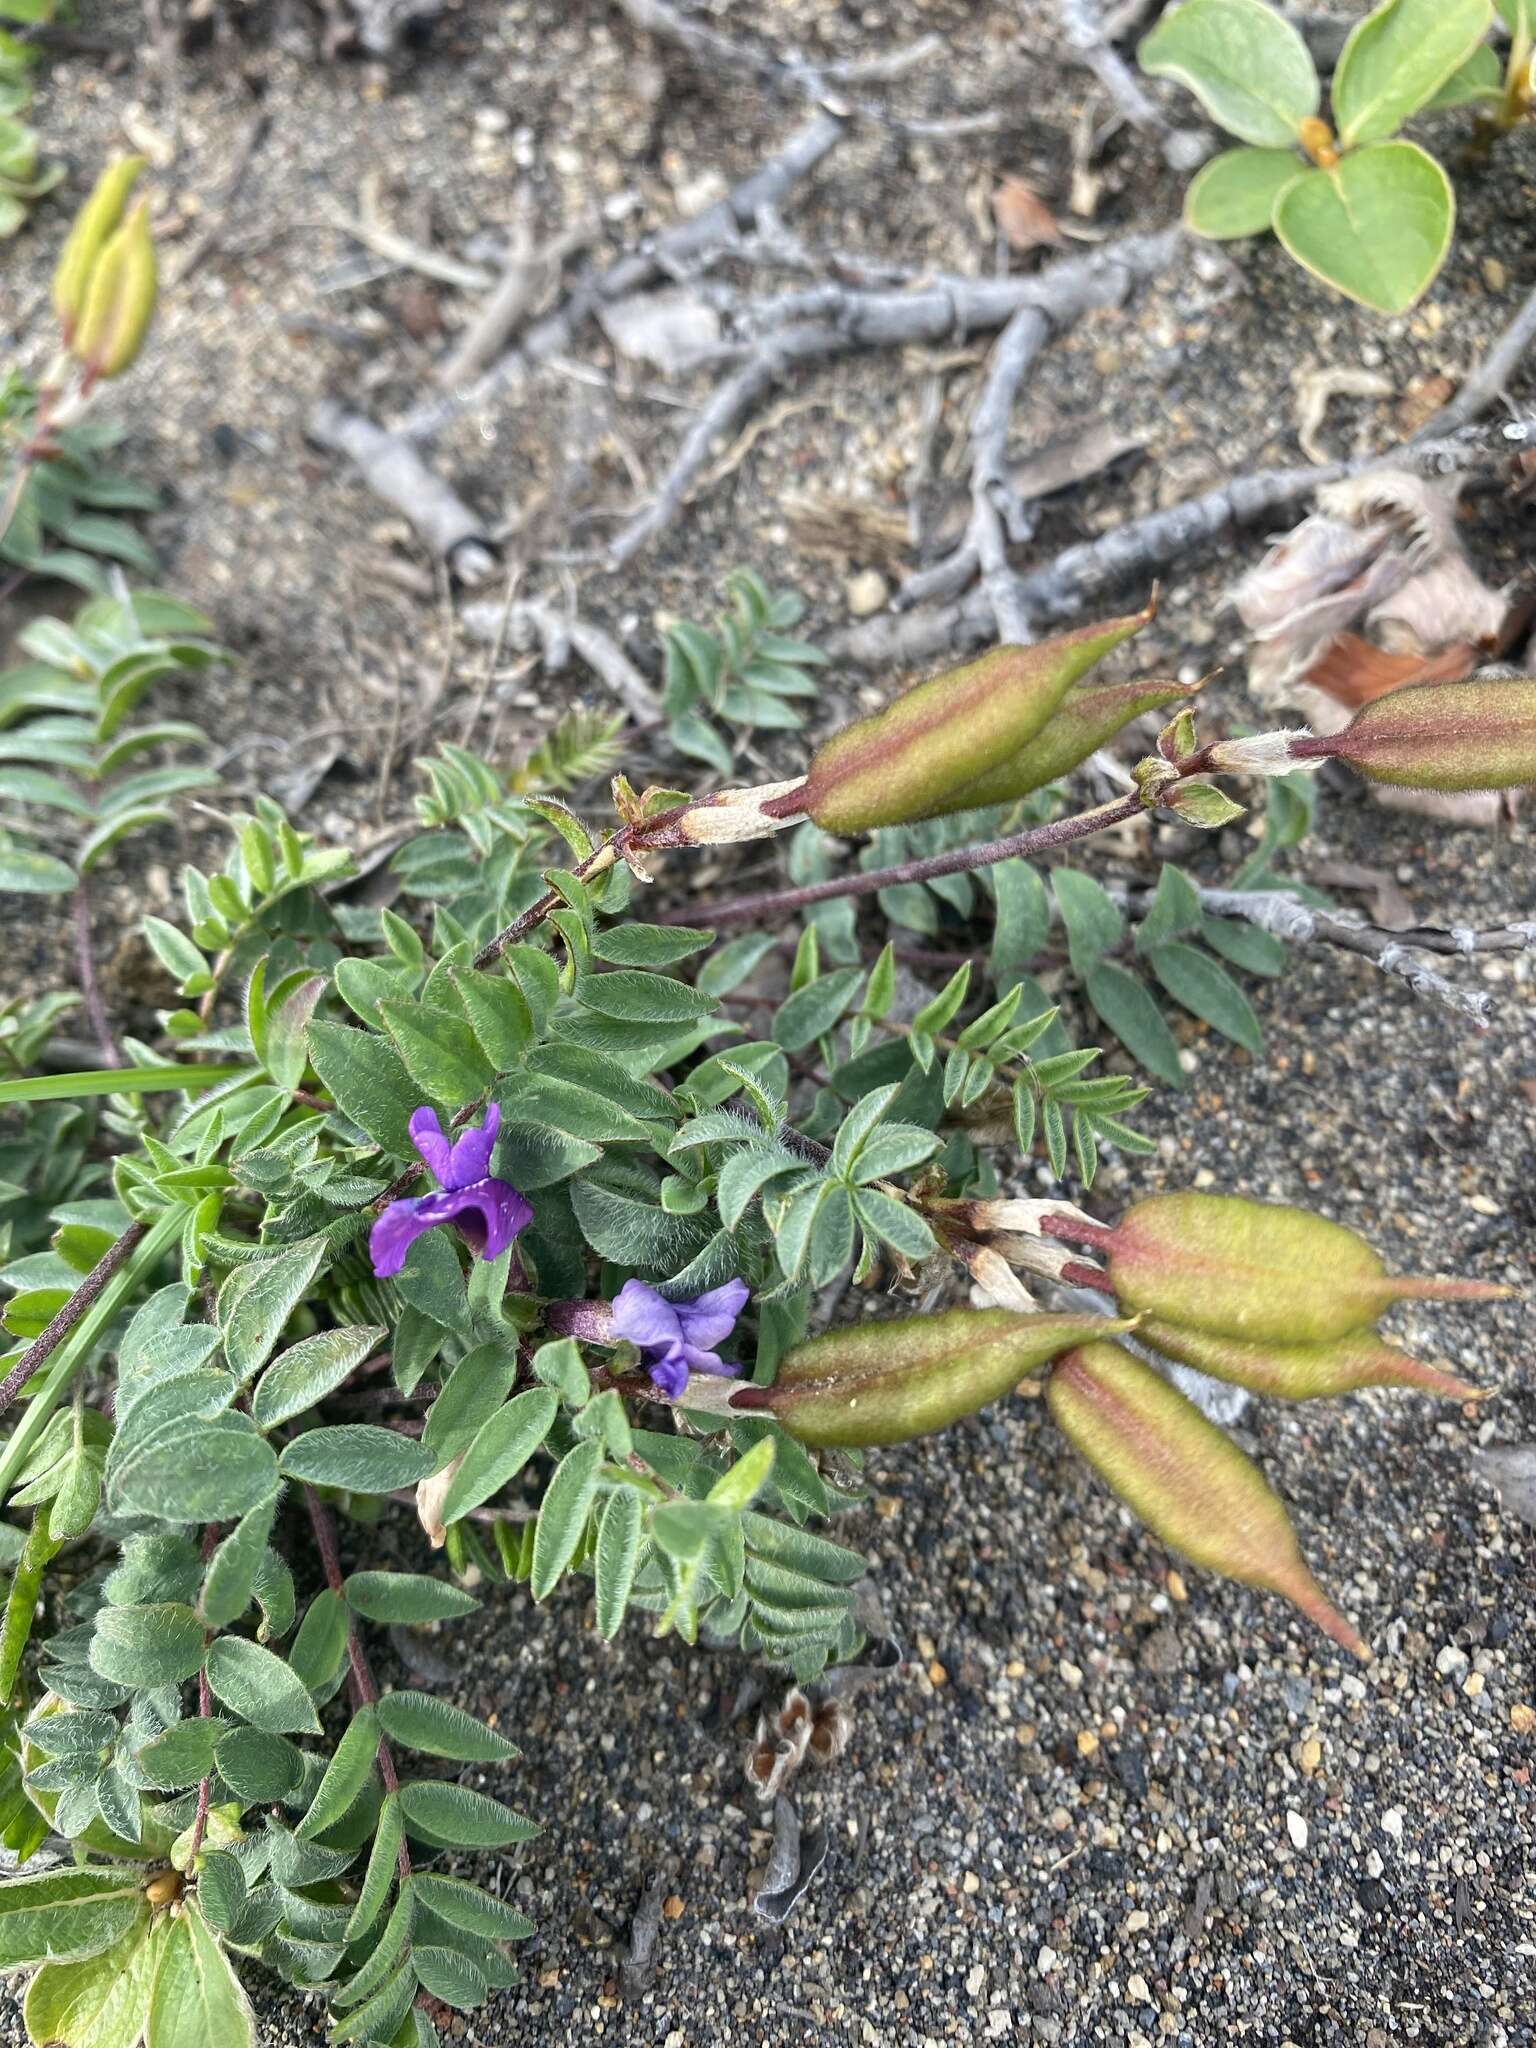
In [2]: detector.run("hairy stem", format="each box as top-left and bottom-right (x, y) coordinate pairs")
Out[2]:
(683, 790), (1148, 929)
(0, 1221), (147, 1423)
(72, 879), (121, 1068)
(188, 1522), (221, 1862)
(302, 1484), (411, 1878)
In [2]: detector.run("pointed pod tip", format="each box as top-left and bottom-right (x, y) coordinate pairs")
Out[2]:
(1394, 1275), (1518, 1307)
(1280, 1562), (1372, 1665)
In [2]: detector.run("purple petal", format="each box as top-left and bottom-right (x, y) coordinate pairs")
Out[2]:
(678, 1340), (742, 1380)
(610, 1279), (684, 1354)
(435, 1177), (532, 1261)
(675, 1277), (750, 1352)
(369, 1197), (438, 1278)
(445, 1103), (501, 1191)
(408, 1107), (453, 1185)
(646, 1349), (691, 1400)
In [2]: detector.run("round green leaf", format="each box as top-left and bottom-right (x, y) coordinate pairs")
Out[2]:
(1184, 146), (1303, 238)
(1139, 0), (1319, 147)
(1273, 142), (1454, 314)
(89, 1604), (206, 1689)
(213, 1726), (303, 1802)
(204, 1636), (323, 1735)
(1332, 0), (1494, 148)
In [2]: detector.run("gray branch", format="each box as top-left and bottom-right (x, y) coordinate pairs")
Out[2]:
(307, 401), (498, 584)
(401, 110), (848, 442)
(459, 594), (662, 726)
(597, 228), (1182, 572)
(1054, 0), (1209, 171)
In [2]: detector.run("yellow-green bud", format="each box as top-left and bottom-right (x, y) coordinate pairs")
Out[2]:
(928, 676), (1196, 816)
(1288, 678), (1536, 793)
(801, 605), (1153, 835)
(52, 154), (146, 345)
(1138, 1316), (1480, 1402)
(1047, 1340), (1369, 1660)
(1104, 1192), (1511, 1344)
(743, 1307), (1130, 1447)
(71, 198), (157, 382)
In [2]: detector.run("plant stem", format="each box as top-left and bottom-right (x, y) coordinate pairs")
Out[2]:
(72, 879), (121, 1068)
(473, 834), (625, 970)
(0, 1208), (180, 1503)
(188, 1523), (220, 1861)
(680, 791), (1149, 929)
(302, 1483), (411, 1880)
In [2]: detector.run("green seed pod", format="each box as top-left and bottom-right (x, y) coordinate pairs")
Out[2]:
(1105, 1192), (1511, 1344)
(1046, 1341), (1368, 1661)
(745, 1308), (1131, 1448)
(1138, 1316), (1480, 1403)
(52, 154), (146, 344)
(1296, 677), (1536, 792)
(71, 198), (157, 382)
(802, 605), (1153, 836)
(919, 676), (1196, 817)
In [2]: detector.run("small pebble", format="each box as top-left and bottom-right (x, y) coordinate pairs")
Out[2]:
(1286, 1811), (1308, 1850)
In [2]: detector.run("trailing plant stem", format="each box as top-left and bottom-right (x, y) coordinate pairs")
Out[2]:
(72, 878), (121, 1068)
(302, 1483), (411, 1879)
(0, 1219), (149, 1426)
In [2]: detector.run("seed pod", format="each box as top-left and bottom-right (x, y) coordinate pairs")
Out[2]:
(1046, 1341), (1368, 1660)
(1105, 1191), (1511, 1344)
(71, 199), (157, 382)
(1293, 678), (1536, 792)
(802, 605), (1153, 836)
(1138, 1316), (1480, 1403)
(743, 1308), (1131, 1448)
(52, 155), (146, 344)
(931, 677), (1196, 815)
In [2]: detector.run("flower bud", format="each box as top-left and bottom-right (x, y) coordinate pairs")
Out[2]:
(738, 1308), (1130, 1447)
(1138, 1316), (1480, 1403)
(1294, 678), (1536, 793)
(52, 155), (146, 345)
(1104, 1192), (1511, 1344)
(932, 677), (1196, 814)
(1046, 1341), (1368, 1660)
(801, 605), (1153, 836)
(70, 199), (157, 382)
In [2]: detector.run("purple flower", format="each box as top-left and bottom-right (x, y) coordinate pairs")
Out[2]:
(610, 1276), (750, 1400)
(369, 1105), (532, 1280)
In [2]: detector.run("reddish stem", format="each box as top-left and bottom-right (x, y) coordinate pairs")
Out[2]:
(188, 1523), (221, 1861)
(1039, 1214), (1117, 1252)
(0, 1222), (146, 1421)
(72, 880), (121, 1068)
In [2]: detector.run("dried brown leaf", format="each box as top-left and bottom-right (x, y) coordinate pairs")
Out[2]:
(993, 177), (1065, 253)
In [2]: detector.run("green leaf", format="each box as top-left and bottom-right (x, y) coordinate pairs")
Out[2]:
(287, 1588), (349, 1695)
(219, 1237), (328, 1383)
(1332, 0), (1492, 147)
(397, 1779), (539, 1848)
(1184, 144), (1302, 237)
(89, 1603), (205, 1688)
(1052, 869), (1125, 976)
(594, 1487), (644, 1640)
(772, 967), (863, 1052)
(411, 1873), (533, 1942)
(0, 842), (74, 892)
(379, 997), (493, 1107)
(577, 970), (716, 1025)
(1138, 0), (1319, 145)
(296, 1704), (378, 1839)
(1136, 864), (1203, 951)
(250, 1325), (384, 1430)
(0, 1867), (145, 1968)
(591, 923), (714, 966)
(200, 1497), (277, 1631)
(146, 1899), (255, 2048)
(344, 1791), (403, 1942)
(1145, 940), (1263, 1053)
(450, 967), (534, 1069)
(1200, 911), (1286, 975)
(24, 1916), (159, 2048)
(414, 1944), (488, 2009)
(708, 1434), (776, 1514)
(134, 1717), (227, 1792)
(0, 1062), (247, 1107)
(277, 1425), (437, 1493)
(529, 1439), (603, 1598)
(373, 1690), (517, 1761)
(204, 1636), (322, 1735)
(1425, 42), (1502, 108)
(1085, 963), (1185, 1087)
(106, 1413), (279, 1526)
(440, 1387), (558, 1523)
(343, 1572), (480, 1623)
(1273, 142), (1454, 314)
(306, 1020), (424, 1158)
(214, 1726), (302, 1802)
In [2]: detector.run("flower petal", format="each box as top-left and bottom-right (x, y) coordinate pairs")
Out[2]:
(676, 1277), (750, 1352)
(646, 1349), (691, 1401)
(679, 1341), (742, 1380)
(446, 1103), (501, 1191)
(369, 1197), (437, 1278)
(611, 1278), (684, 1353)
(408, 1106), (453, 1185)
(433, 1177), (531, 1261)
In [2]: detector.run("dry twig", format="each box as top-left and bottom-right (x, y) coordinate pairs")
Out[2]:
(460, 594), (663, 726)
(1053, 0), (1209, 171)
(308, 402), (499, 583)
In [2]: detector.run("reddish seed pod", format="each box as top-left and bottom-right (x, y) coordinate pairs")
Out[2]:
(1046, 1341), (1369, 1661)
(801, 604), (1153, 836)
(1294, 677), (1536, 792)
(1105, 1192), (1512, 1344)
(1137, 1316), (1481, 1403)
(936, 676), (1196, 814)
(748, 1308), (1131, 1448)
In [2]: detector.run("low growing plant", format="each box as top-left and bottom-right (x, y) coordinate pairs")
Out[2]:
(1140, 0), (1510, 311)
(0, 2), (62, 240)
(0, 560), (1532, 2044)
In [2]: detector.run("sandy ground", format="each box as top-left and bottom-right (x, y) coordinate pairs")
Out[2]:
(1, 2), (1534, 2042)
